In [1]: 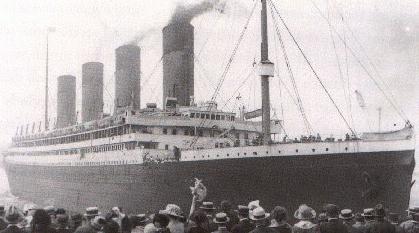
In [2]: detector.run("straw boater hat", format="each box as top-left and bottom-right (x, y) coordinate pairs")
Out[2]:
(339, 209), (354, 220)
(361, 208), (374, 217)
(250, 207), (270, 221)
(213, 212), (230, 224)
(200, 202), (216, 210)
(159, 204), (183, 218)
(294, 205), (316, 220)
(84, 207), (101, 217)
(407, 206), (419, 216)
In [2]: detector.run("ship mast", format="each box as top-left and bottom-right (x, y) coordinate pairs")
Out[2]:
(45, 28), (54, 131)
(260, 0), (274, 144)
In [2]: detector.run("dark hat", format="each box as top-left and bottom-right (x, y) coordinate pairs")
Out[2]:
(362, 208), (374, 217)
(213, 212), (230, 224)
(250, 207), (270, 221)
(200, 202), (216, 210)
(137, 214), (150, 224)
(270, 206), (287, 222)
(317, 213), (327, 222)
(220, 200), (232, 212)
(84, 207), (100, 218)
(237, 205), (250, 217)
(191, 210), (208, 224)
(374, 204), (386, 217)
(388, 213), (400, 224)
(339, 209), (354, 220)
(55, 208), (66, 215)
(153, 213), (170, 228)
(5, 205), (21, 224)
(71, 213), (83, 223)
(407, 206), (419, 215)
(324, 204), (339, 218)
(44, 206), (56, 215)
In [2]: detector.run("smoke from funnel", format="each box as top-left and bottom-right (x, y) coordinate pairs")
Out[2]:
(170, 0), (224, 24)
(127, 28), (158, 45)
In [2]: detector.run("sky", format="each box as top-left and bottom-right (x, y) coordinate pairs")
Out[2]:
(0, 0), (418, 147)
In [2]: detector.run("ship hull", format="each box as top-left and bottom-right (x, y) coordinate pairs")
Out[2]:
(4, 149), (415, 216)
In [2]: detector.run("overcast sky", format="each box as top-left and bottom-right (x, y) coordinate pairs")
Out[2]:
(0, 0), (417, 147)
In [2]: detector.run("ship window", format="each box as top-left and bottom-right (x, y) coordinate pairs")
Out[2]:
(253, 152), (257, 155)
(172, 129), (177, 135)
(200, 114), (205, 119)
(211, 114), (215, 120)
(231, 116), (235, 121)
(221, 115), (225, 120)
(217, 154), (219, 157)
(227, 154), (229, 157)
(216, 115), (220, 120)
(326, 148), (329, 151)
(244, 152), (247, 155)
(198, 130), (203, 136)
(205, 114), (210, 119)
(266, 151), (268, 154)
(312, 149), (315, 152)
(165, 145), (169, 150)
(345, 147), (348, 151)
(190, 113), (195, 118)
(163, 128), (167, 134)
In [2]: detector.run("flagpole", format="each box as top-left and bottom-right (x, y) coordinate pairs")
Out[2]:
(45, 27), (55, 131)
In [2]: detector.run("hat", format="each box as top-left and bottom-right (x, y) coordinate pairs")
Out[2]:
(237, 205), (250, 217)
(324, 204), (339, 218)
(407, 206), (419, 215)
(354, 213), (364, 222)
(44, 206), (56, 215)
(317, 213), (327, 222)
(270, 206), (287, 222)
(159, 204), (183, 217)
(388, 213), (400, 224)
(250, 207), (270, 221)
(200, 202), (216, 210)
(55, 208), (66, 215)
(5, 205), (22, 224)
(339, 209), (354, 220)
(137, 214), (150, 224)
(213, 212), (230, 224)
(361, 208), (374, 217)
(84, 207), (100, 217)
(294, 204), (316, 220)
(23, 204), (38, 213)
(71, 213), (83, 223)
(374, 204), (386, 217)
(248, 200), (260, 211)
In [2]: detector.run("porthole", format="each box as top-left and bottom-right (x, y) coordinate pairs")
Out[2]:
(266, 151), (268, 154)
(278, 150), (281, 154)
(244, 153), (247, 155)
(345, 147), (348, 151)
(227, 154), (229, 156)
(253, 152), (257, 155)
(296, 149), (299, 153)
(217, 155), (219, 157)
(326, 148), (329, 151)
(312, 149), (315, 152)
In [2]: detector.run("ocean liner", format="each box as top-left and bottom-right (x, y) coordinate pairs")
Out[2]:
(3, 0), (416, 215)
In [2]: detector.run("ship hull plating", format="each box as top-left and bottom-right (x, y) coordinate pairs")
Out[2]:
(5, 150), (415, 215)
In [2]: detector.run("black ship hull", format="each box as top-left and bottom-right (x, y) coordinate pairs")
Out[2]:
(5, 149), (415, 216)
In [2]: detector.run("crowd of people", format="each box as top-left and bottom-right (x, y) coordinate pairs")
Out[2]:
(0, 199), (417, 233)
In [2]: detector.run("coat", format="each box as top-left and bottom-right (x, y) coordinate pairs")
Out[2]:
(231, 219), (255, 233)
(366, 219), (395, 233)
(319, 219), (349, 233)
(352, 222), (367, 233)
(249, 225), (277, 233)
(0, 226), (26, 233)
(269, 223), (292, 233)
(399, 220), (419, 233)
(0, 219), (7, 231)
(293, 221), (319, 233)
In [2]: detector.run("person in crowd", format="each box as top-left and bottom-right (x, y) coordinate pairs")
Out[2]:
(131, 214), (150, 233)
(317, 213), (328, 225)
(44, 206), (58, 229)
(103, 219), (120, 233)
(212, 212), (231, 233)
(320, 204), (348, 233)
(74, 207), (101, 233)
(70, 214), (83, 233)
(186, 210), (209, 233)
(31, 209), (57, 233)
(399, 207), (419, 233)
(160, 204), (184, 233)
(361, 208), (375, 232)
(0, 206), (8, 231)
(249, 207), (275, 233)
(293, 204), (318, 233)
(220, 201), (239, 231)
(231, 205), (254, 233)
(352, 213), (367, 233)
(111, 207), (131, 233)
(339, 209), (362, 233)
(21, 204), (37, 232)
(0, 205), (25, 233)
(200, 202), (218, 232)
(144, 213), (170, 233)
(366, 204), (395, 233)
(388, 213), (405, 233)
(56, 213), (71, 233)
(268, 206), (291, 233)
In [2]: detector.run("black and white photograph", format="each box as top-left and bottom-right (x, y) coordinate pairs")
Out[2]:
(0, 0), (417, 233)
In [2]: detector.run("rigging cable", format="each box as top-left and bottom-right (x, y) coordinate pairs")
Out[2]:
(309, 0), (409, 123)
(189, 1), (257, 147)
(269, 0), (356, 136)
(269, 1), (314, 135)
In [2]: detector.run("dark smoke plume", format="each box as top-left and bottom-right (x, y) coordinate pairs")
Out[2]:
(170, 0), (224, 24)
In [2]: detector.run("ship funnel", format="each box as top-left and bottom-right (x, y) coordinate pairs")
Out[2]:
(162, 23), (194, 108)
(114, 45), (141, 112)
(57, 75), (76, 128)
(82, 62), (104, 123)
